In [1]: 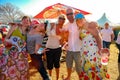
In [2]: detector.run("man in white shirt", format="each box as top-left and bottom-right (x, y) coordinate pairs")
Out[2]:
(101, 22), (114, 48)
(63, 8), (81, 80)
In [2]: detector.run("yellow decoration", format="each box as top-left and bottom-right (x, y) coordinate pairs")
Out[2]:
(80, 32), (86, 39)
(84, 60), (91, 72)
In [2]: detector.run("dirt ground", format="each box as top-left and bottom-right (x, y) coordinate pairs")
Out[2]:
(29, 43), (120, 80)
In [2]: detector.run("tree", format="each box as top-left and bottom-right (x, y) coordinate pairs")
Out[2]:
(0, 3), (24, 23)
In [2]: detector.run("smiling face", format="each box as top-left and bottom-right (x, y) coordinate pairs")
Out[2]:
(21, 16), (31, 27)
(66, 8), (74, 23)
(36, 23), (45, 32)
(58, 15), (65, 25)
(76, 18), (85, 28)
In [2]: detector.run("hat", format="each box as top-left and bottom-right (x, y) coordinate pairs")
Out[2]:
(31, 19), (40, 26)
(75, 13), (85, 19)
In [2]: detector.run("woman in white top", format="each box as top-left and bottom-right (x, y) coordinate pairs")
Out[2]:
(46, 14), (66, 80)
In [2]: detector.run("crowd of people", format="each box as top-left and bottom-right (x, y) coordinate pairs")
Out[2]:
(0, 7), (120, 80)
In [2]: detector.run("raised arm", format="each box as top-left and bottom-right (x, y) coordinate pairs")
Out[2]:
(88, 22), (103, 51)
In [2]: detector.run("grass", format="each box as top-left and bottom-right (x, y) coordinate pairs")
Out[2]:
(29, 43), (120, 80)
(108, 43), (119, 80)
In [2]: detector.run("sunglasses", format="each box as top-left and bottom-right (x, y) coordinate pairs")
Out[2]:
(66, 13), (73, 16)
(59, 17), (65, 20)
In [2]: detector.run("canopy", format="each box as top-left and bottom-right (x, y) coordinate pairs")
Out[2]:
(97, 13), (111, 27)
(34, 3), (90, 19)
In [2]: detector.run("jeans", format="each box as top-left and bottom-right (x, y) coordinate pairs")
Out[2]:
(30, 54), (50, 80)
(103, 41), (111, 48)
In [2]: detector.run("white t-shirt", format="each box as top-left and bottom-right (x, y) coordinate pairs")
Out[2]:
(64, 21), (81, 51)
(101, 28), (113, 42)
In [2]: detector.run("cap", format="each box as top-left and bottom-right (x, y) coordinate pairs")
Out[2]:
(31, 19), (40, 27)
(75, 13), (85, 19)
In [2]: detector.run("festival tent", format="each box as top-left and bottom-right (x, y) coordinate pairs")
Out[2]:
(97, 13), (111, 27)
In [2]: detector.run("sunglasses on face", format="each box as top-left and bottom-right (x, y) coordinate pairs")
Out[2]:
(59, 17), (65, 20)
(66, 13), (73, 16)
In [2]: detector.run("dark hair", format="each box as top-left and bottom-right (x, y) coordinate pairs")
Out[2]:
(21, 16), (31, 24)
(44, 22), (48, 31)
(22, 16), (29, 21)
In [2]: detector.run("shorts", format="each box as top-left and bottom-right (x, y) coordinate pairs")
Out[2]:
(66, 51), (81, 74)
(46, 47), (62, 70)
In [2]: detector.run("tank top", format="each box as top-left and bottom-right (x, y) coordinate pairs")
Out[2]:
(46, 24), (61, 49)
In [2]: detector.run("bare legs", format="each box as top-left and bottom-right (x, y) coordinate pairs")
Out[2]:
(48, 68), (60, 80)
(64, 68), (72, 80)
(64, 51), (81, 80)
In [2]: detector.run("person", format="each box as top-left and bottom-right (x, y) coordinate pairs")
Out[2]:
(101, 22), (114, 48)
(116, 32), (120, 80)
(27, 19), (50, 80)
(0, 29), (3, 44)
(42, 21), (49, 69)
(42, 21), (49, 48)
(63, 8), (81, 80)
(0, 16), (31, 80)
(75, 13), (110, 79)
(45, 14), (65, 80)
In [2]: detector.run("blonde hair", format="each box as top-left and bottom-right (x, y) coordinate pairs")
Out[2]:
(58, 14), (65, 19)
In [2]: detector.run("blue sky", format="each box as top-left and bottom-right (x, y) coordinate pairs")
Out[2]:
(0, 0), (120, 24)
(0, 0), (31, 10)
(0, 0), (29, 6)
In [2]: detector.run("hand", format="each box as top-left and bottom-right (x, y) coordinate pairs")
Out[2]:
(98, 50), (100, 55)
(100, 48), (110, 56)
(42, 53), (46, 61)
(62, 42), (68, 51)
(4, 39), (12, 49)
(42, 48), (49, 53)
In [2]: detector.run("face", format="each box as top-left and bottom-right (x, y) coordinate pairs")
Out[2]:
(36, 23), (45, 32)
(104, 23), (109, 29)
(22, 17), (31, 27)
(76, 18), (85, 28)
(66, 9), (74, 22)
(58, 17), (65, 25)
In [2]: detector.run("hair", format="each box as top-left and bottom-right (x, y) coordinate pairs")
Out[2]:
(58, 14), (65, 19)
(22, 16), (29, 21)
(105, 22), (109, 26)
(66, 8), (73, 14)
(21, 16), (31, 25)
(44, 22), (48, 31)
(21, 16), (31, 32)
